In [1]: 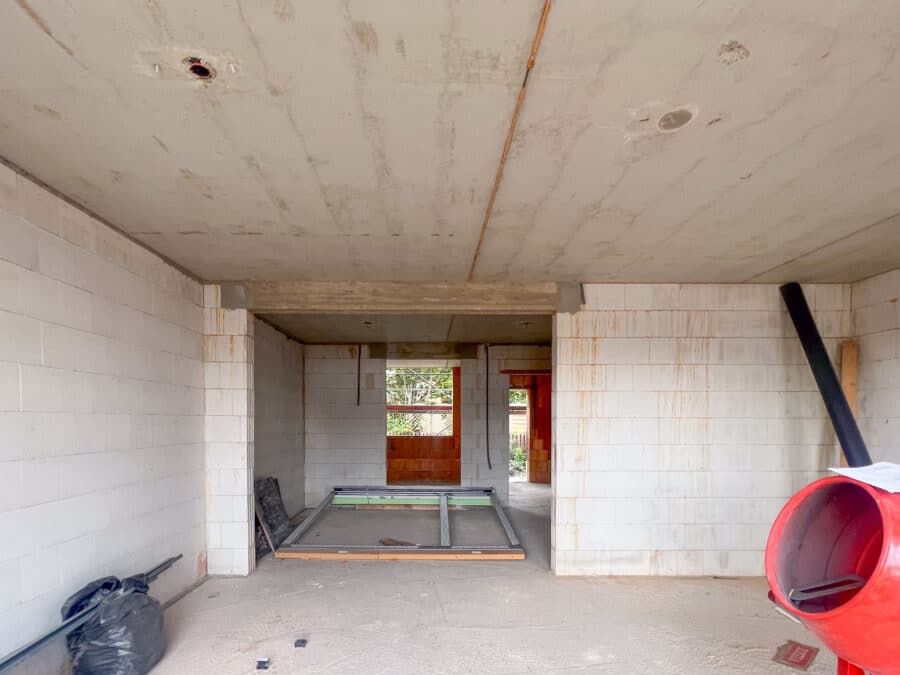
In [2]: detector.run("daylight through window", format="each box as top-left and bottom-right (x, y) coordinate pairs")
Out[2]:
(386, 367), (453, 436)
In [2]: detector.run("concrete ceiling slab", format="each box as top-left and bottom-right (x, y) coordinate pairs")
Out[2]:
(2, 1), (900, 283)
(479, 0), (900, 283)
(261, 313), (551, 344)
(0, 0), (539, 281)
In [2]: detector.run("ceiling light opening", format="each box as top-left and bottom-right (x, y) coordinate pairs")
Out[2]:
(658, 108), (694, 132)
(184, 57), (215, 80)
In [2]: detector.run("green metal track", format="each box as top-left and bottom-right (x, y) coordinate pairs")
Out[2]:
(332, 495), (492, 506)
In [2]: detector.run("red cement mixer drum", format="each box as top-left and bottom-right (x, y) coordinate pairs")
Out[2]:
(765, 475), (900, 675)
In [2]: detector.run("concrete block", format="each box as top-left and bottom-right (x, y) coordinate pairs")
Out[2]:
(0, 364), (19, 412)
(0, 259), (19, 313)
(582, 284), (625, 310)
(203, 285), (221, 309)
(854, 303), (895, 335)
(852, 270), (900, 309)
(0, 310), (42, 364)
(706, 285), (780, 311)
(20, 546), (62, 600)
(0, 213), (39, 270)
(811, 284), (846, 311)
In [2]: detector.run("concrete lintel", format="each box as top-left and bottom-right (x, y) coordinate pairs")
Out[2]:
(385, 343), (479, 360)
(238, 281), (560, 314)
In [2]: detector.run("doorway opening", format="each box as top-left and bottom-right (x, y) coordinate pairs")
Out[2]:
(506, 372), (552, 485)
(509, 389), (529, 482)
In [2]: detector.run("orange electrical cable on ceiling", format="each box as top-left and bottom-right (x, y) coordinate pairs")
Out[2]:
(467, 0), (552, 282)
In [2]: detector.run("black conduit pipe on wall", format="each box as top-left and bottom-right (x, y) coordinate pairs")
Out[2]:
(780, 282), (872, 467)
(485, 344), (492, 470)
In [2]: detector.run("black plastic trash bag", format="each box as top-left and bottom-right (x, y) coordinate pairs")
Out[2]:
(61, 575), (165, 675)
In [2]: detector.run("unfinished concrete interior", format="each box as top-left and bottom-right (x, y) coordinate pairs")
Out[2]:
(2, 0), (900, 673)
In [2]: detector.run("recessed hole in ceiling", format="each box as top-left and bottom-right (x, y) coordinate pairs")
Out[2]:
(362, 321), (373, 326)
(183, 57), (215, 80)
(718, 40), (750, 65)
(658, 109), (694, 132)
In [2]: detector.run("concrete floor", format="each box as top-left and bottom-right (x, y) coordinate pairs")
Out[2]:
(158, 483), (835, 674)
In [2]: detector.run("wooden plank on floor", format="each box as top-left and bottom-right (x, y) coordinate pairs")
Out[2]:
(255, 504), (277, 553)
(355, 504), (441, 511)
(273, 548), (526, 561)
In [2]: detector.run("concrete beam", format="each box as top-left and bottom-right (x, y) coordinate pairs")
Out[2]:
(223, 281), (560, 314)
(556, 282), (584, 314)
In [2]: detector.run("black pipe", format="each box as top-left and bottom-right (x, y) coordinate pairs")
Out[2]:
(0, 554), (182, 672)
(780, 282), (871, 467)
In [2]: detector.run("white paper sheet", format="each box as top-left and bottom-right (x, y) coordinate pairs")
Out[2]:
(829, 462), (900, 493)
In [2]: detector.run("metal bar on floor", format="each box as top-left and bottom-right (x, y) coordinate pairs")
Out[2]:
(284, 544), (516, 550)
(0, 599), (103, 672)
(275, 486), (524, 559)
(282, 490), (334, 546)
(333, 486), (495, 496)
(491, 493), (520, 548)
(439, 493), (451, 547)
(0, 555), (182, 672)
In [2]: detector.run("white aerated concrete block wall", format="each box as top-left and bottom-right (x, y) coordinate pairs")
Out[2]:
(853, 269), (900, 463)
(460, 345), (550, 505)
(460, 347), (510, 504)
(253, 319), (304, 515)
(203, 287), (254, 575)
(304, 345), (386, 505)
(553, 283), (849, 576)
(0, 165), (205, 658)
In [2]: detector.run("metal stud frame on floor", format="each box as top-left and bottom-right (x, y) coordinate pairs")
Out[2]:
(275, 486), (524, 560)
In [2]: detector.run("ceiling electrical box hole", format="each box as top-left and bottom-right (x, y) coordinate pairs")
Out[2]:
(183, 57), (215, 80)
(658, 108), (694, 131)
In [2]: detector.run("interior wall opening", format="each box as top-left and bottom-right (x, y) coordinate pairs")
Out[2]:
(509, 388), (529, 482)
(506, 371), (552, 486)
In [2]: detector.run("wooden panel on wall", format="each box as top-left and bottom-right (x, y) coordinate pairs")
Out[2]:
(528, 374), (552, 484)
(386, 436), (460, 483)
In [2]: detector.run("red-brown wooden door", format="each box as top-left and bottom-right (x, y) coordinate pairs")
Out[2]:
(528, 374), (552, 483)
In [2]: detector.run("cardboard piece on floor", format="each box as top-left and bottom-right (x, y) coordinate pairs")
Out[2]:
(773, 641), (819, 671)
(254, 477), (295, 556)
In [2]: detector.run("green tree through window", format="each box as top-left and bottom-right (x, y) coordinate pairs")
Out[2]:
(386, 367), (453, 436)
